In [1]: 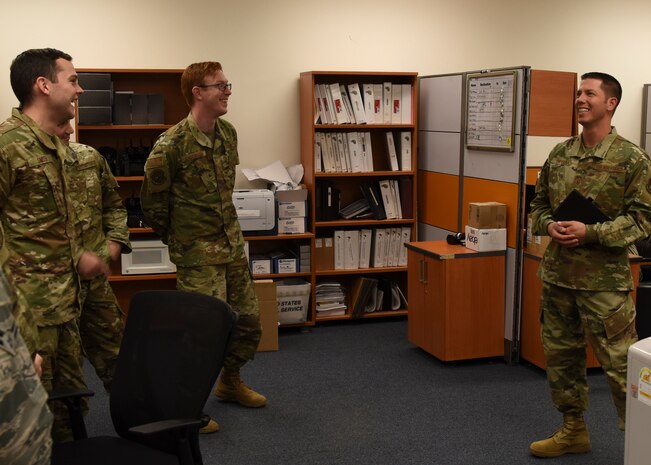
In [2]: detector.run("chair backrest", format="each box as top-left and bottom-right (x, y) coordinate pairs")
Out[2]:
(109, 290), (235, 453)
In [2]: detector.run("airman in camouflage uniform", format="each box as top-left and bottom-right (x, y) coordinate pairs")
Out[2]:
(0, 271), (52, 465)
(56, 121), (131, 391)
(0, 48), (106, 443)
(141, 62), (264, 434)
(529, 72), (651, 458)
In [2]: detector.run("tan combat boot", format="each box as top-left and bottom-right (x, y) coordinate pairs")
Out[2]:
(215, 370), (267, 408)
(199, 417), (219, 434)
(529, 414), (591, 457)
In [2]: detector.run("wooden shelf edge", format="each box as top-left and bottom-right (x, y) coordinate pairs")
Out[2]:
(315, 171), (415, 177)
(316, 309), (407, 322)
(316, 267), (407, 276)
(109, 273), (176, 282)
(78, 124), (173, 130)
(316, 219), (415, 227)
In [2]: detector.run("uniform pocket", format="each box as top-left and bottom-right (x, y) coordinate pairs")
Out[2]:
(603, 299), (636, 339)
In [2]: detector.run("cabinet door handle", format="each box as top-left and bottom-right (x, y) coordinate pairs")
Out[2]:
(419, 259), (424, 283)
(422, 260), (428, 284)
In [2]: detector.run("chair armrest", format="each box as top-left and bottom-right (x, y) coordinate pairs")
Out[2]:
(128, 418), (203, 436)
(47, 388), (95, 440)
(48, 387), (95, 402)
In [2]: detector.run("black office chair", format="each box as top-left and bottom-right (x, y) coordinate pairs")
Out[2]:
(52, 290), (237, 465)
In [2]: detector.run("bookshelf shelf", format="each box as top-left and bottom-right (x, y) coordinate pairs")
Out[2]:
(300, 71), (418, 323)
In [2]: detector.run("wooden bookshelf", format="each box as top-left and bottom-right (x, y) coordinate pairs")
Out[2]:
(300, 71), (418, 322)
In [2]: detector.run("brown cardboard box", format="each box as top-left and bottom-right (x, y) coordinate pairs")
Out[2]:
(526, 214), (552, 255)
(468, 202), (507, 229)
(255, 280), (278, 351)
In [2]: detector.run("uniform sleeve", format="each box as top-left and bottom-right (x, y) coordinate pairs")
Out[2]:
(529, 159), (555, 236)
(140, 144), (174, 243)
(0, 148), (14, 211)
(585, 155), (651, 248)
(97, 152), (131, 253)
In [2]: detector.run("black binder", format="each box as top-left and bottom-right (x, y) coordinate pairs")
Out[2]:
(552, 189), (611, 224)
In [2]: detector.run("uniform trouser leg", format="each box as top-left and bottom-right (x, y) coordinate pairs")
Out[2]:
(541, 282), (637, 422)
(39, 320), (87, 443)
(176, 259), (261, 372)
(540, 282), (589, 416)
(79, 277), (125, 391)
(577, 289), (637, 424)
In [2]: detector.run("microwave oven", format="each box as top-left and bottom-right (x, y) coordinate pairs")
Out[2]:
(121, 239), (176, 275)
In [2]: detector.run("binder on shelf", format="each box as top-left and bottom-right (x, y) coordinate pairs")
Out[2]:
(340, 84), (356, 124)
(371, 229), (387, 267)
(362, 83), (375, 123)
(401, 84), (412, 124)
(329, 83), (348, 124)
(313, 84), (324, 124)
(361, 132), (374, 171)
(385, 132), (400, 171)
(315, 138), (323, 173)
(347, 132), (364, 172)
(343, 230), (361, 270)
(391, 180), (403, 219)
(391, 84), (402, 124)
(321, 84), (336, 124)
(359, 229), (373, 269)
(373, 83), (384, 124)
(552, 189), (611, 224)
(333, 230), (345, 270)
(398, 227), (411, 267)
(360, 183), (386, 220)
(339, 198), (371, 219)
(378, 179), (398, 220)
(347, 83), (367, 124)
(382, 82), (392, 124)
(350, 276), (379, 318)
(400, 131), (412, 171)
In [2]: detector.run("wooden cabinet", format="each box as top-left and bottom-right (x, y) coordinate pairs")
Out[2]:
(406, 241), (505, 361)
(299, 71), (418, 323)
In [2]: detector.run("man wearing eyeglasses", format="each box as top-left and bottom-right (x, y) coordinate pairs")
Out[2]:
(141, 62), (265, 434)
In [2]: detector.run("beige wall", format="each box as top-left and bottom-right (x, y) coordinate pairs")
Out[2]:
(1, 0), (649, 183)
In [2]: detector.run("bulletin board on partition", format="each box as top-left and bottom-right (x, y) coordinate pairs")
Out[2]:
(465, 71), (517, 152)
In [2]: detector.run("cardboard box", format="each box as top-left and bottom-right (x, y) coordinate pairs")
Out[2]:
(468, 202), (507, 229)
(278, 201), (307, 218)
(526, 214), (552, 255)
(275, 188), (308, 203)
(276, 279), (311, 325)
(255, 280), (278, 351)
(464, 225), (507, 252)
(278, 217), (306, 234)
(250, 255), (271, 275)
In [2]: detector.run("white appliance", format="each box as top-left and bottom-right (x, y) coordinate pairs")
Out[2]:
(624, 337), (651, 465)
(121, 239), (176, 275)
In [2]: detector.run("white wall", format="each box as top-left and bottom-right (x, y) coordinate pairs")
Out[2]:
(1, 0), (649, 184)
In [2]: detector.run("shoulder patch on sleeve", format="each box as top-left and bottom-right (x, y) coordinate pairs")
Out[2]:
(150, 168), (167, 186)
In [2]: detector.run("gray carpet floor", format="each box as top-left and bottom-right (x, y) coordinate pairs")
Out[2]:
(84, 318), (625, 465)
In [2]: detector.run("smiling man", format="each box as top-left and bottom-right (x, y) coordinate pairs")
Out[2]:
(0, 48), (97, 443)
(529, 72), (651, 457)
(141, 62), (265, 434)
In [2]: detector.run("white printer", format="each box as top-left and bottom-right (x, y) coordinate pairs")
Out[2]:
(625, 336), (651, 465)
(233, 189), (276, 234)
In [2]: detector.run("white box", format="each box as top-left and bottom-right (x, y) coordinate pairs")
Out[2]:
(278, 218), (306, 234)
(464, 226), (507, 252)
(250, 255), (271, 275)
(625, 337), (651, 465)
(278, 201), (307, 218)
(276, 279), (311, 325)
(275, 257), (298, 274)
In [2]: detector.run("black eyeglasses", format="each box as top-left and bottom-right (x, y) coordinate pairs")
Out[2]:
(197, 82), (232, 91)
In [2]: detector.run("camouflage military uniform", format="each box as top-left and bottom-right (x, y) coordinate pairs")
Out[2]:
(67, 142), (130, 391)
(0, 271), (52, 465)
(141, 113), (260, 371)
(531, 128), (651, 424)
(0, 108), (87, 442)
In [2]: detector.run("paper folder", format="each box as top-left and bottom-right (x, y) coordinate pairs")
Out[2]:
(552, 189), (611, 224)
